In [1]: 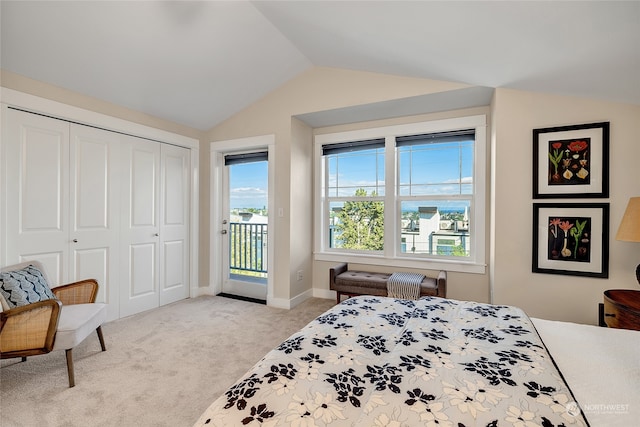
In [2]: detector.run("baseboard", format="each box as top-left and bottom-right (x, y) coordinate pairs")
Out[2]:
(267, 288), (334, 309)
(196, 286), (335, 309)
(313, 288), (336, 301)
(192, 286), (212, 298)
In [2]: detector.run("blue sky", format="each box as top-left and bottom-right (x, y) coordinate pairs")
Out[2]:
(229, 161), (268, 209)
(328, 143), (473, 198)
(228, 142), (473, 211)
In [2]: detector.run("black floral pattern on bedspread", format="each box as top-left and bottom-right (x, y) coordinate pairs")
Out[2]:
(194, 296), (588, 426)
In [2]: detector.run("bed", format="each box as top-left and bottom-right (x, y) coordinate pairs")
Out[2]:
(194, 296), (639, 426)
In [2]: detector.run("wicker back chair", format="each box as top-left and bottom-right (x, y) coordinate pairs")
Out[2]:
(0, 261), (107, 387)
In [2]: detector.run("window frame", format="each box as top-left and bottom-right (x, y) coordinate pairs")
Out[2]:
(314, 115), (487, 274)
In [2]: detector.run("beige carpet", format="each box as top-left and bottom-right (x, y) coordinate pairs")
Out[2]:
(0, 295), (335, 427)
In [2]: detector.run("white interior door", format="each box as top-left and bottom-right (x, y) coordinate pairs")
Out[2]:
(4, 109), (70, 283)
(159, 144), (190, 306)
(120, 135), (160, 317)
(69, 124), (121, 320)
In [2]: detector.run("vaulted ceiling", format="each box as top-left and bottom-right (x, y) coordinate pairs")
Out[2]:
(2, 1), (639, 131)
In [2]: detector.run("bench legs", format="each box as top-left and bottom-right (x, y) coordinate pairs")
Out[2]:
(336, 291), (367, 304)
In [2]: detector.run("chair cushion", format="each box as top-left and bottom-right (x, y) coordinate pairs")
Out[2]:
(0, 264), (57, 308)
(52, 303), (107, 351)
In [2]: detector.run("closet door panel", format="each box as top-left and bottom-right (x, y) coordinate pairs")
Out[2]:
(120, 135), (160, 317)
(159, 144), (190, 306)
(73, 247), (109, 293)
(4, 109), (70, 284)
(130, 243), (157, 296)
(21, 133), (65, 230)
(70, 124), (120, 320)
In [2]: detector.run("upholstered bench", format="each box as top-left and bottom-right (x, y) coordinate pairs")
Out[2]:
(329, 262), (447, 303)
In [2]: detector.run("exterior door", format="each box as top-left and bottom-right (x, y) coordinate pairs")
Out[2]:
(3, 109), (70, 282)
(221, 152), (268, 301)
(120, 135), (161, 317)
(69, 124), (121, 320)
(159, 144), (190, 306)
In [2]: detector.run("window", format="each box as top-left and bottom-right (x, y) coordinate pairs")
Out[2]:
(397, 130), (474, 258)
(323, 139), (385, 252)
(315, 115), (486, 273)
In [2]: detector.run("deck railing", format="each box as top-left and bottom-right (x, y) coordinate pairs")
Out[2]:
(229, 222), (267, 274)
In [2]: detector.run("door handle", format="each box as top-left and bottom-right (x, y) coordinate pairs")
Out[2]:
(154, 233), (159, 237)
(221, 230), (228, 235)
(72, 239), (78, 243)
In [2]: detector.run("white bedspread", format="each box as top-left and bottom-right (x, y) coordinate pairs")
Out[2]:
(194, 297), (591, 426)
(532, 318), (640, 427)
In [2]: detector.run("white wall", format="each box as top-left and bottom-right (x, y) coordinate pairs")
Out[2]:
(491, 88), (640, 324)
(206, 67), (471, 304)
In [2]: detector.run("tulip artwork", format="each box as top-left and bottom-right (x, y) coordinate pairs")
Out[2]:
(533, 202), (609, 278)
(533, 122), (608, 199)
(547, 138), (590, 186)
(548, 216), (591, 262)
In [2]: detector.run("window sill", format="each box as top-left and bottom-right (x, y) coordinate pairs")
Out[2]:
(314, 252), (486, 274)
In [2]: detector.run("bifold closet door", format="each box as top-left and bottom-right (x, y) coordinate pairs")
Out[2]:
(69, 124), (121, 320)
(120, 135), (161, 318)
(5, 108), (190, 320)
(4, 109), (70, 282)
(159, 144), (190, 306)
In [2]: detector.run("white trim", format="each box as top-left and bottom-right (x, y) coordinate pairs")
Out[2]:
(209, 149), (224, 296)
(314, 141), (326, 255)
(209, 135), (276, 302)
(268, 288), (335, 308)
(189, 148), (200, 297)
(315, 252), (486, 274)
(314, 115), (487, 274)
(385, 135), (397, 257)
(1, 88), (199, 149)
(313, 287), (336, 301)
(315, 115), (486, 146)
(1, 89), (200, 300)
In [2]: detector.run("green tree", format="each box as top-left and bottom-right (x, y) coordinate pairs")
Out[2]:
(452, 244), (467, 257)
(335, 188), (384, 250)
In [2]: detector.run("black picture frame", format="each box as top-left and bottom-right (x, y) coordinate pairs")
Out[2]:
(532, 203), (609, 278)
(533, 122), (609, 199)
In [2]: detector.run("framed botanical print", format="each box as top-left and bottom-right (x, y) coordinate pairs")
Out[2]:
(533, 122), (609, 198)
(532, 203), (609, 278)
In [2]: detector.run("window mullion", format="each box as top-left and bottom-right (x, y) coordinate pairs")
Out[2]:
(384, 136), (396, 258)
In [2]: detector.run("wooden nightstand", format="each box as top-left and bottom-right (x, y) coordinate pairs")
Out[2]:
(603, 289), (640, 331)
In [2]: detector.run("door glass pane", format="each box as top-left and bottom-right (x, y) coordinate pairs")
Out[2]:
(228, 160), (268, 280)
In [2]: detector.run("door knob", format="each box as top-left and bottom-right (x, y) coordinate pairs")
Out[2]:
(221, 230), (228, 235)
(154, 233), (159, 237)
(72, 239), (78, 243)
